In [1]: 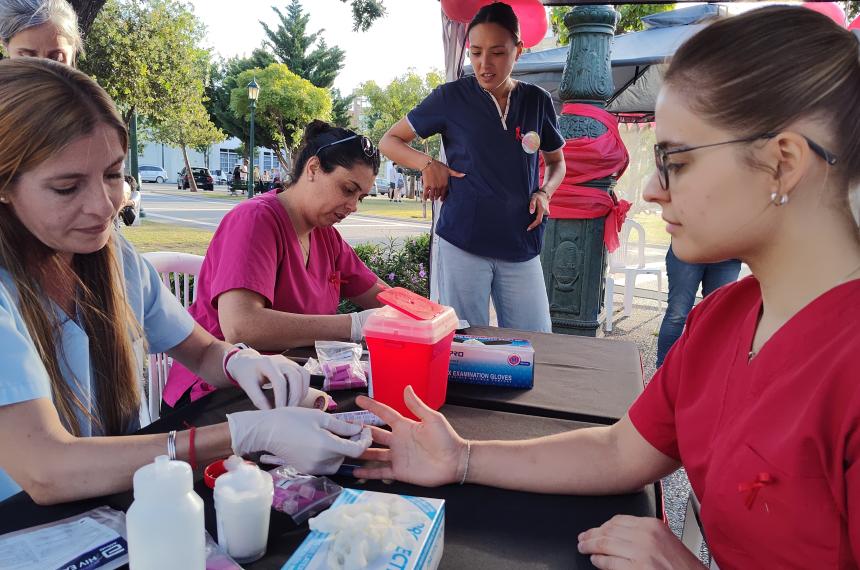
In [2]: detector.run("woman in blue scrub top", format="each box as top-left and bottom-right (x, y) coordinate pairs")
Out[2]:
(0, 59), (370, 504)
(379, 2), (566, 332)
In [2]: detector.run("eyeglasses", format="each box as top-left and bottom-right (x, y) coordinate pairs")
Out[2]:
(654, 132), (838, 191)
(314, 134), (378, 159)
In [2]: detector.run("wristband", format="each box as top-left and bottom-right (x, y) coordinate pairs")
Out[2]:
(222, 342), (250, 386)
(187, 426), (197, 471)
(459, 440), (472, 485)
(420, 157), (434, 172)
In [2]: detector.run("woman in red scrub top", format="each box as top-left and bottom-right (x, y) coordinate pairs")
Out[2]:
(352, 7), (860, 569)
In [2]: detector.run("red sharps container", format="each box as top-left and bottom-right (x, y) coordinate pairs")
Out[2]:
(363, 288), (458, 420)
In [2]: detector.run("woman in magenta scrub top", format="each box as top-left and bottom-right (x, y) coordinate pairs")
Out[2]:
(353, 7), (860, 568)
(164, 121), (388, 408)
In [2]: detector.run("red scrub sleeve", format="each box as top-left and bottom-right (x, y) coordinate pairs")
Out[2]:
(628, 330), (689, 462)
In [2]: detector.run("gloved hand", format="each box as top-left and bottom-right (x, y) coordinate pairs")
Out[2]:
(349, 309), (378, 342)
(225, 348), (310, 410)
(227, 408), (372, 474)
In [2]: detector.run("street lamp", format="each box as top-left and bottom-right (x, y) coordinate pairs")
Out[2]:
(247, 78), (260, 199)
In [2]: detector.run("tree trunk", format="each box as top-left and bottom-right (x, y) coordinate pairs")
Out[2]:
(69, 0), (107, 36)
(181, 144), (198, 192)
(273, 144), (291, 179)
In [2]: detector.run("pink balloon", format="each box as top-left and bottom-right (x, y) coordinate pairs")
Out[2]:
(441, 0), (485, 24)
(849, 15), (860, 30)
(508, 0), (549, 48)
(802, 2), (846, 27)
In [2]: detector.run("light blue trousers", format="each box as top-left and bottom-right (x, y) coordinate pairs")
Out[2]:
(436, 237), (552, 332)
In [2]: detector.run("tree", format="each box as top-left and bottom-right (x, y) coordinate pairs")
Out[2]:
(230, 64), (332, 172)
(69, 0), (107, 36)
(205, 50), (277, 150)
(356, 69), (444, 159)
(260, 1), (345, 89)
(845, 1), (860, 20)
(79, 0), (210, 127)
(148, 84), (224, 192)
(330, 88), (355, 128)
(70, 0), (385, 36)
(550, 4), (675, 44)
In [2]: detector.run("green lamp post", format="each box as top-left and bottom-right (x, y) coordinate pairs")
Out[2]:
(246, 78), (260, 199)
(540, 5), (619, 336)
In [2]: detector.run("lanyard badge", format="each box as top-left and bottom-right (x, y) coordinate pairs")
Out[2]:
(515, 126), (540, 154)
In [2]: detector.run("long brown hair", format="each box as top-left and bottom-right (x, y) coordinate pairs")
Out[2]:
(664, 6), (860, 192)
(0, 58), (140, 435)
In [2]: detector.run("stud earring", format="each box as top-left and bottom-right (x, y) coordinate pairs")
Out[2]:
(770, 192), (788, 206)
(0, 196), (8, 204)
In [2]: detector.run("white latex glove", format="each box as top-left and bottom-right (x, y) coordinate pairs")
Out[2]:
(227, 408), (372, 474)
(349, 309), (378, 342)
(226, 348), (310, 410)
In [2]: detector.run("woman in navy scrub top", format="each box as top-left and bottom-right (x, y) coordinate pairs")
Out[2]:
(379, 2), (566, 332)
(360, 7), (860, 568)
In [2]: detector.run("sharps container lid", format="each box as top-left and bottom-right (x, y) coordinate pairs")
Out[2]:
(377, 287), (447, 321)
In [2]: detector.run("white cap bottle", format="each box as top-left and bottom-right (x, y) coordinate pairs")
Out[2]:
(127, 455), (205, 570)
(214, 455), (274, 563)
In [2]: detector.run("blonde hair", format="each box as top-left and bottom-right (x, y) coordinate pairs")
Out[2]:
(0, 58), (140, 436)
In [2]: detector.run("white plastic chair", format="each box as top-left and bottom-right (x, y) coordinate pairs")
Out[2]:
(604, 219), (664, 333)
(140, 252), (204, 424)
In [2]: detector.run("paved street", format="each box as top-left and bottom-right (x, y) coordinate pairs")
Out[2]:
(140, 185), (431, 247)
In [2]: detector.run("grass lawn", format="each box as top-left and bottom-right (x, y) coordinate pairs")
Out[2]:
(357, 196), (428, 220)
(123, 220), (213, 256)
(630, 211), (670, 247)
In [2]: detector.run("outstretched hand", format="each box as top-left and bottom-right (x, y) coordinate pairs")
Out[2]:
(354, 386), (467, 487)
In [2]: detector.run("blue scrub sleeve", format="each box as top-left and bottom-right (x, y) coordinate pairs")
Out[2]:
(540, 92), (565, 152)
(0, 284), (52, 406)
(407, 85), (447, 140)
(135, 252), (196, 354)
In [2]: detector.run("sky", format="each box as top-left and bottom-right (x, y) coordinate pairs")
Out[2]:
(187, 0), (446, 94)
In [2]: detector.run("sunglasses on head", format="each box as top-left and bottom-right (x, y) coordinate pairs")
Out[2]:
(314, 134), (378, 159)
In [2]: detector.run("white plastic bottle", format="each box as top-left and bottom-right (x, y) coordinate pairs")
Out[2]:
(126, 455), (205, 570)
(214, 455), (274, 563)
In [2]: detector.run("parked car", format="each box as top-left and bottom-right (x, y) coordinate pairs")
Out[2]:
(373, 178), (389, 197)
(139, 164), (168, 184)
(211, 169), (228, 185)
(177, 167), (214, 191)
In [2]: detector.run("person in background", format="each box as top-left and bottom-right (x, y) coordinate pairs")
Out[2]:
(357, 7), (860, 568)
(394, 167), (405, 203)
(385, 160), (397, 201)
(0, 60), (370, 505)
(262, 169), (271, 192)
(230, 162), (241, 196)
(164, 121), (388, 409)
(379, 2), (565, 332)
(116, 174), (140, 228)
(656, 244), (741, 367)
(0, 0), (81, 65)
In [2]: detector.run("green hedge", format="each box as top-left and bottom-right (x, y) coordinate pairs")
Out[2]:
(339, 233), (431, 313)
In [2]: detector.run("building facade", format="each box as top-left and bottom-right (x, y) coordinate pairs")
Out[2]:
(137, 136), (287, 184)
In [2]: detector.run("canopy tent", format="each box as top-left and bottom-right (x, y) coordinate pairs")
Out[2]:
(462, 4), (726, 116)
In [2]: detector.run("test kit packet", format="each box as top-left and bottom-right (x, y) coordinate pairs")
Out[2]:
(447, 334), (535, 389)
(282, 489), (444, 570)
